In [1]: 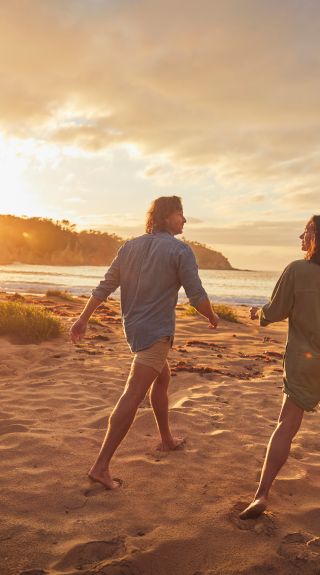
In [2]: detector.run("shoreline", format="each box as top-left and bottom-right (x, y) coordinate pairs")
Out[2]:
(0, 264), (281, 308)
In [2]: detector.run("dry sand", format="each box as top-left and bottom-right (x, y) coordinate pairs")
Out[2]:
(1, 294), (320, 575)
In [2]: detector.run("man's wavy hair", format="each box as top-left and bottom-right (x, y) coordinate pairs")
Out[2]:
(145, 196), (182, 234)
(306, 215), (320, 265)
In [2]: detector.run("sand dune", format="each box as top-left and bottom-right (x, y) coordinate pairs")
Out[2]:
(1, 295), (320, 575)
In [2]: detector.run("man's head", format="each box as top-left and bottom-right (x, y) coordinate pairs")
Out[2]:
(145, 196), (186, 236)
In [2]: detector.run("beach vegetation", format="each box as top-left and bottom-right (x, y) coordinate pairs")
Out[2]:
(46, 289), (74, 301)
(185, 303), (240, 323)
(0, 301), (62, 343)
(89, 316), (104, 326)
(8, 292), (25, 301)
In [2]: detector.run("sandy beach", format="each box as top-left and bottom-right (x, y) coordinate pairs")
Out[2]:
(1, 294), (320, 575)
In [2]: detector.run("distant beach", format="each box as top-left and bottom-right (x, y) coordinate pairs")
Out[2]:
(0, 263), (280, 306)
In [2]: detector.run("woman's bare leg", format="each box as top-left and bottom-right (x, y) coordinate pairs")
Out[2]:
(240, 394), (304, 519)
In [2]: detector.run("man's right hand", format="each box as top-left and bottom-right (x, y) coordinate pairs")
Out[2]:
(70, 318), (88, 343)
(208, 312), (219, 329)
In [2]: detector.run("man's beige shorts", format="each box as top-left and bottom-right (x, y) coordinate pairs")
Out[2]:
(133, 336), (172, 374)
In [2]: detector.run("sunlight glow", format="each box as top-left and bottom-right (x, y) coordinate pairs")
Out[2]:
(0, 135), (59, 217)
(0, 136), (29, 215)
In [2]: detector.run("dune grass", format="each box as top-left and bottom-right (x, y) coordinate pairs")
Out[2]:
(88, 316), (105, 326)
(185, 303), (240, 323)
(46, 289), (74, 301)
(0, 301), (63, 343)
(8, 292), (25, 301)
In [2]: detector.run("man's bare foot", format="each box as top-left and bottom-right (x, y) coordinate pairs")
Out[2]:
(157, 436), (186, 452)
(239, 496), (267, 520)
(88, 467), (122, 490)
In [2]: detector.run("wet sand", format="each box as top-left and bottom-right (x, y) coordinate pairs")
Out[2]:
(1, 293), (320, 575)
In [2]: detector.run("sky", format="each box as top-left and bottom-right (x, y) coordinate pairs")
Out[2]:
(0, 0), (319, 270)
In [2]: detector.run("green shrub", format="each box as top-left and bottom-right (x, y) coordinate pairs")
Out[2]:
(46, 289), (74, 301)
(7, 292), (25, 301)
(89, 317), (104, 326)
(184, 303), (240, 323)
(213, 304), (240, 323)
(0, 301), (62, 343)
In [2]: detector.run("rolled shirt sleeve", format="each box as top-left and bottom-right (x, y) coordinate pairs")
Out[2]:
(260, 263), (295, 326)
(91, 247), (122, 302)
(177, 245), (207, 307)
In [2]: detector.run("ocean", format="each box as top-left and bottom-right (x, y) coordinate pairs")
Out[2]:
(0, 264), (280, 306)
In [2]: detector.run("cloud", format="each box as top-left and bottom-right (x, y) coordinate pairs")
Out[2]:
(76, 211), (142, 231)
(250, 194), (265, 203)
(63, 197), (86, 204)
(80, 217), (306, 249)
(52, 124), (121, 152)
(1, 0), (320, 205)
(143, 165), (165, 178)
(288, 190), (320, 207)
(186, 217), (204, 224)
(183, 220), (306, 247)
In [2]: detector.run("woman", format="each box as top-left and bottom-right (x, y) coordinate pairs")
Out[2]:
(240, 215), (320, 519)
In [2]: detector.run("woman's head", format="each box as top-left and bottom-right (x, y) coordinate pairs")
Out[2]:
(145, 196), (185, 234)
(301, 215), (320, 264)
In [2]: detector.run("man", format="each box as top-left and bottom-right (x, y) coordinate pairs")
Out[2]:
(70, 196), (219, 489)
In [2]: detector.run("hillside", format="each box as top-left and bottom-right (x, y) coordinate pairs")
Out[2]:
(0, 215), (233, 270)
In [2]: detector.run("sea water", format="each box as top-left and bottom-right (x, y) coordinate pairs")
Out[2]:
(0, 264), (280, 306)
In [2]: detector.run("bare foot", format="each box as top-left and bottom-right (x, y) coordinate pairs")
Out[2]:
(239, 497), (267, 520)
(88, 467), (122, 490)
(157, 436), (186, 452)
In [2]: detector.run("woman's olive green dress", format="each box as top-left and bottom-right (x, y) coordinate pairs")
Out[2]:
(260, 259), (320, 411)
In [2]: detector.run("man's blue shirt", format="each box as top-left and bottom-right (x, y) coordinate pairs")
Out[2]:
(92, 232), (207, 352)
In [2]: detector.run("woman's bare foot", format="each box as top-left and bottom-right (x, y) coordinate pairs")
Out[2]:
(88, 466), (122, 490)
(157, 436), (186, 452)
(239, 496), (268, 520)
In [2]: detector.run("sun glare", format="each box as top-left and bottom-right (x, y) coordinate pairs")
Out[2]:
(0, 136), (48, 217)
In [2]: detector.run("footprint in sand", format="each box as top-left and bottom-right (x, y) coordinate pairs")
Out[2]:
(83, 478), (123, 497)
(53, 538), (125, 571)
(229, 502), (277, 536)
(27, 368), (55, 378)
(222, 563), (276, 575)
(86, 415), (109, 429)
(82, 483), (107, 497)
(0, 423), (29, 435)
(209, 413), (224, 428)
(277, 532), (320, 563)
(290, 447), (304, 460)
(277, 458), (307, 481)
(0, 410), (13, 419)
(307, 537), (320, 554)
(92, 559), (137, 575)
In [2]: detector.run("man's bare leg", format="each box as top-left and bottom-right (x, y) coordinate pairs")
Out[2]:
(88, 362), (159, 489)
(150, 361), (185, 451)
(240, 394), (304, 519)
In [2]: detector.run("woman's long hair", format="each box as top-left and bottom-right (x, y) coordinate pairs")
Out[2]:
(145, 196), (182, 234)
(306, 215), (320, 265)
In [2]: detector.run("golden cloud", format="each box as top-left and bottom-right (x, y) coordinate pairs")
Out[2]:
(1, 0), (320, 199)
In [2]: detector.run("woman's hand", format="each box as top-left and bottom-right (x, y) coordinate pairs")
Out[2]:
(249, 306), (260, 320)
